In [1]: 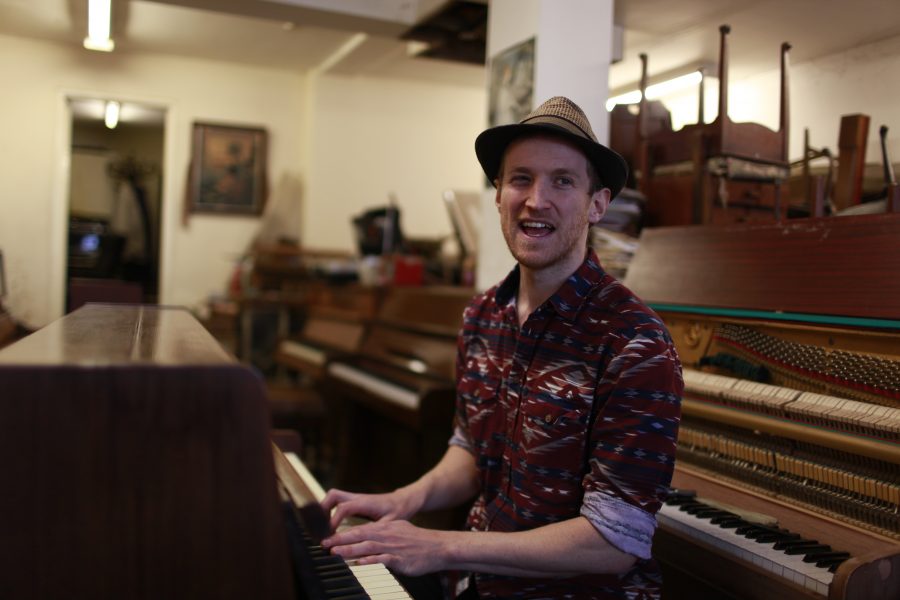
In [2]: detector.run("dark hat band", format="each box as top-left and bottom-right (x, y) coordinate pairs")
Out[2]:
(520, 114), (596, 144)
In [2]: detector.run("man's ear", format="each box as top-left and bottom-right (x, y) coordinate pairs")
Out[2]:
(588, 188), (611, 224)
(494, 184), (502, 210)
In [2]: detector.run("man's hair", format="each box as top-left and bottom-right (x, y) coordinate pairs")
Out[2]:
(495, 133), (606, 193)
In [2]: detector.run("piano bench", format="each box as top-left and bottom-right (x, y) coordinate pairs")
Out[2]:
(266, 383), (327, 470)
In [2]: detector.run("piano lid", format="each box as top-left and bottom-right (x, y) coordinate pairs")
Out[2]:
(0, 304), (233, 366)
(623, 213), (900, 325)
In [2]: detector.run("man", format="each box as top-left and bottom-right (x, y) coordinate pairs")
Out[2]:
(322, 96), (683, 599)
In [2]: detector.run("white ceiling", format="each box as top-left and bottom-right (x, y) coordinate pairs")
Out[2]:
(3, 0), (900, 111)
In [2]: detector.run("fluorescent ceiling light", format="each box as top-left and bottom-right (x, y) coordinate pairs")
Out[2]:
(607, 70), (704, 111)
(105, 101), (120, 129)
(84, 0), (115, 52)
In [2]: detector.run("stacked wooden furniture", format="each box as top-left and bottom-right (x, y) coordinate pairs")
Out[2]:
(641, 25), (791, 227)
(624, 214), (900, 599)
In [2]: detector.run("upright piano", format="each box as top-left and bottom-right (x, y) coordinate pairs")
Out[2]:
(0, 304), (411, 599)
(623, 214), (900, 599)
(324, 286), (473, 513)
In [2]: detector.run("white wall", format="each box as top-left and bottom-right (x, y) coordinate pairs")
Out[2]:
(0, 33), (307, 327)
(302, 73), (486, 251)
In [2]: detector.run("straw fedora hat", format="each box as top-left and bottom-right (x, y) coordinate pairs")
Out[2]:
(475, 96), (628, 198)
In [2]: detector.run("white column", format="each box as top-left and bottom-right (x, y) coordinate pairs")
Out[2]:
(476, 0), (615, 291)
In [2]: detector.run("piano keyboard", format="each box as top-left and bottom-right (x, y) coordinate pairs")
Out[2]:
(658, 492), (845, 597)
(279, 340), (327, 367)
(327, 362), (420, 410)
(278, 449), (412, 599)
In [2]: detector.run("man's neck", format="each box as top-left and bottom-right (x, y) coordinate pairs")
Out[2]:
(515, 249), (587, 327)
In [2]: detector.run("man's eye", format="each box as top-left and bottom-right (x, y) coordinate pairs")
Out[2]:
(555, 176), (574, 186)
(509, 174), (530, 184)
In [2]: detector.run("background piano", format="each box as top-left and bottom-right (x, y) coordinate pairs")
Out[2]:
(624, 213), (900, 599)
(324, 286), (473, 527)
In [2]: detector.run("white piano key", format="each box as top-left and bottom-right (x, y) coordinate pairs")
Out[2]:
(328, 362), (421, 410)
(658, 503), (834, 596)
(350, 563), (412, 598)
(278, 339), (327, 367)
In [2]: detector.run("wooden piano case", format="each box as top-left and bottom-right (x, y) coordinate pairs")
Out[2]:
(624, 214), (900, 599)
(0, 305), (294, 600)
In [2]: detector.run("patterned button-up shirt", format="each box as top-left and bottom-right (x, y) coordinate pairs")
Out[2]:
(449, 249), (683, 599)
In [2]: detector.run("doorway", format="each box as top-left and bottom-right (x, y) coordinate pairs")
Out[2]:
(66, 97), (165, 311)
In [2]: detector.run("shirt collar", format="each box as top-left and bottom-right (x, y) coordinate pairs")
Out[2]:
(494, 249), (608, 322)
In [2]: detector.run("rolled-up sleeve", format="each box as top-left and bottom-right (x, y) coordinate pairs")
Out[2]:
(581, 331), (683, 558)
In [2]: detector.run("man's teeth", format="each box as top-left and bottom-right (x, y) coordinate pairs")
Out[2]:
(522, 222), (552, 229)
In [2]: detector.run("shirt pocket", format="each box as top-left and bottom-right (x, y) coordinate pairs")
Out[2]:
(516, 389), (594, 506)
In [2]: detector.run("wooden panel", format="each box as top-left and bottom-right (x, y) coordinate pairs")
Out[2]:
(376, 286), (473, 336)
(623, 213), (900, 320)
(0, 305), (293, 600)
(833, 114), (871, 211)
(0, 304), (232, 366)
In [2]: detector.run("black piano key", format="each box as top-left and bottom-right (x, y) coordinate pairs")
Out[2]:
(784, 543), (832, 556)
(299, 502), (333, 544)
(682, 502), (712, 515)
(803, 550), (850, 564)
(714, 517), (748, 529)
(735, 524), (767, 536)
(665, 489), (697, 505)
(773, 538), (819, 551)
(694, 509), (734, 520)
(755, 531), (800, 544)
(816, 556), (851, 569)
(709, 512), (739, 524)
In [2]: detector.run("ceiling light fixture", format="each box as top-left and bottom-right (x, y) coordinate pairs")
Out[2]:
(104, 101), (120, 129)
(606, 70), (704, 111)
(84, 0), (115, 52)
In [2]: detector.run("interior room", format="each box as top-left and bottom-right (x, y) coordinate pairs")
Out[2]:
(1, 1), (898, 599)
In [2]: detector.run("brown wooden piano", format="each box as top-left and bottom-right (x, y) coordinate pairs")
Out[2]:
(623, 214), (900, 599)
(0, 303), (411, 599)
(323, 286), (473, 520)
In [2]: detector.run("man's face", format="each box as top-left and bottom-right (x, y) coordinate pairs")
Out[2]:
(495, 134), (610, 276)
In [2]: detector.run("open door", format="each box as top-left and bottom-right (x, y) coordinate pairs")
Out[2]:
(66, 97), (165, 311)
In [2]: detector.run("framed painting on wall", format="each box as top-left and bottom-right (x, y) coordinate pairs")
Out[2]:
(188, 122), (268, 215)
(488, 37), (535, 127)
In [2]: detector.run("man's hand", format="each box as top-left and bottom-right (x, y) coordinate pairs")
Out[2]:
(321, 487), (422, 531)
(321, 520), (454, 577)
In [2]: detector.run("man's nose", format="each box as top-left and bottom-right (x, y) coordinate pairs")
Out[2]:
(524, 179), (552, 210)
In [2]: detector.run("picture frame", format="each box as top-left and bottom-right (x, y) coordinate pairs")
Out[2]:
(188, 122), (268, 215)
(488, 37), (535, 127)
(0, 250), (6, 299)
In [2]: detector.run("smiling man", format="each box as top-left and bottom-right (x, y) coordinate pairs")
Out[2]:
(322, 97), (683, 599)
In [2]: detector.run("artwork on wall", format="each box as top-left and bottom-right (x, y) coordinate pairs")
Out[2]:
(488, 37), (535, 127)
(0, 250), (6, 299)
(188, 122), (268, 215)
